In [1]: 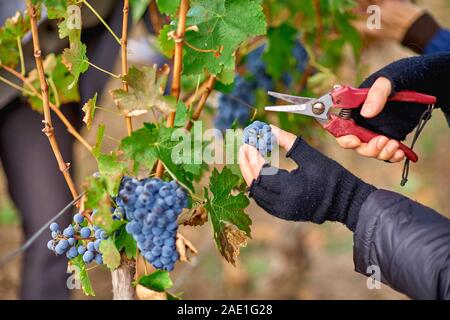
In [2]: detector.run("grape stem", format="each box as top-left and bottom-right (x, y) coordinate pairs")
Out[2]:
(155, 0), (189, 179)
(17, 36), (25, 75)
(27, 2), (79, 200)
(148, 0), (163, 35)
(81, 0), (121, 45)
(185, 75), (216, 130)
(0, 63), (94, 153)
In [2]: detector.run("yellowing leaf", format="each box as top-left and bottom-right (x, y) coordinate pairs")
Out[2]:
(110, 65), (174, 116)
(99, 238), (121, 270)
(82, 93), (98, 130)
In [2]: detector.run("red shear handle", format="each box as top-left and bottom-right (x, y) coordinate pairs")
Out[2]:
(324, 115), (418, 162)
(332, 86), (437, 109)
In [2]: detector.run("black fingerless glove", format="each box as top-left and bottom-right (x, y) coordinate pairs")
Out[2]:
(249, 137), (376, 232)
(352, 53), (450, 141)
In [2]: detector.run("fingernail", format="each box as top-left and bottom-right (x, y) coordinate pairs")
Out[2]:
(377, 136), (388, 150)
(361, 103), (374, 117)
(387, 141), (398, 153)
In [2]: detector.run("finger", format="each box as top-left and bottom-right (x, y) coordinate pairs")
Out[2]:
(389, 149), (405, 163)
(336, 135), (362, 149)
(269, 125), (297, 151)
(377, 140), (399, 161)
(354, 135), (388, 158)
(239, 145), (256, 186)
(246, 144), (266, 178)
(361, 77), (392, 118)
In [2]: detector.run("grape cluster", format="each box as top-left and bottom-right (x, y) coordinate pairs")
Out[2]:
(214, 76), (256, 131)
(243, 121), (274, 155)
(117, 177), (188, 272)
(246, 45), (275, 92)
(47, 213), (106, 265)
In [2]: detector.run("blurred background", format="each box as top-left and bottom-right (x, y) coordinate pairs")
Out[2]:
(0, 0), (449, 299)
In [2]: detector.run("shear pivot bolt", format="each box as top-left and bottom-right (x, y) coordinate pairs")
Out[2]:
(312, 102), (325, 115)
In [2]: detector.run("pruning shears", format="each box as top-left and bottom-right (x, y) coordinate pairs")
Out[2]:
(265, 85), (437, 163)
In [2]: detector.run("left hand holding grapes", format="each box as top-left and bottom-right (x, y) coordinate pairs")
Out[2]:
(239, 123), (376, 231)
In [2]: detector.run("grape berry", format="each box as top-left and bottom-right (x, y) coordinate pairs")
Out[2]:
(47, 213), (106, 264)
(243, 121), (274, 156)
(117, 177), (188, 272)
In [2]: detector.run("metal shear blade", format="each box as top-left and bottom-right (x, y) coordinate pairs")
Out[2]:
(265, 91), (330, 120)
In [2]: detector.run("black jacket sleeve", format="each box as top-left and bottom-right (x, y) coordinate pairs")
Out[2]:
(353, 189), (450, 299)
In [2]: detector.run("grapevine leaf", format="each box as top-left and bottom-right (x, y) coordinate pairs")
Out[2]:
(70, 255), (95, 296)
(120, 124), (159, 174)
(120, 124), (205, 191)
(84, 176), (123, 233)
(93, 124), (105, 156)
(179, 204), (208, 226)
(0, 11), (30, 68)
(43, 0), (67, 19)
(174, 100), (188, 127)
(138, 270), (173, 292)
(130, 0), (151, 23)
(183, 0), (266, 82)
(99, 238), (121, 270)
(24, 54), (80, 112)
(115, 225), (137, 259)
(96, 154), (127, 196)
(156, 0), (180, 16)
(263, 24), (297, 80)
(158, 24), (175, 58)
(62, 41), (89, 89)
(110, 65), (174, 116)
(204, 167), (251, 265)
(82, 93), (98, 130)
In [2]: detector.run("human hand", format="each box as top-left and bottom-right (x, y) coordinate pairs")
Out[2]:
(353, 0), (424, 42)
(239, 125), (376, 231)
(335, 77), (406, 163)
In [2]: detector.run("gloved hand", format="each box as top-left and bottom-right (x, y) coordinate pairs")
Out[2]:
(352, 53), (450, 141)
(337, 53), (450, 161)
(239, 126), (376, 232)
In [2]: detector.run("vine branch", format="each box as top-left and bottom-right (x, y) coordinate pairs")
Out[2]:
(27, 2), (78, 199)
(148, 0), (163, 35)
(155, 0), (189, 179)
(185, 75), (216, 130)
(121, 0), (133, 136)
(0, 63), (93, 153)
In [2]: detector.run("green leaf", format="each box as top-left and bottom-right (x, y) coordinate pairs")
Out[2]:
(82, 93), (97, 130)
(92, 125), (127, 196)
(156, 0), (180, 15)
(158, 24), (175, 58)
(115, 225), (137, 259)
(262, 24), (297, 80)
(0, 11), (30, 68)
(120, 124), (204, 191)
(62, 41), (89, 89)
(99, 238), (121, 270)
(71, 255), (95, 296)
(130, 0), (151, 23)
(110, 65), (174, 116)
(120, 124), (159, 174)
(183, 0), (266, 81)
(43, 0), (67, 19)
(138, 270), (173, 292)
(204, 167), (251, 265)
(174, 101), (188, 127)
(84, 177), (123, 233)
(24, 54), (80, 112)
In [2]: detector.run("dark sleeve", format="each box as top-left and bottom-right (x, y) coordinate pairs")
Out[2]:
(353, 190), (450, 300)
(353, 53), (450, 140)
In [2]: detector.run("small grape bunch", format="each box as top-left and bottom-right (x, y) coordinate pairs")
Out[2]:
(117, 177), (188, 272)
(243, 121), (274, 156)
(47, 213), (107, 265)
